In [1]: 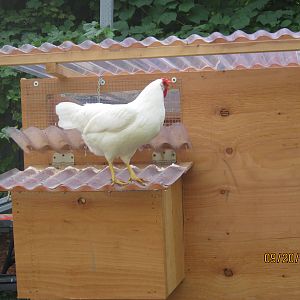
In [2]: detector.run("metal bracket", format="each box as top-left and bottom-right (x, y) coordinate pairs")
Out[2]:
(152, 149), (176, 165)
(52, 153), (74, 168)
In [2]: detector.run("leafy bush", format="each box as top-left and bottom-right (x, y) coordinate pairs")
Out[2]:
(113, 0), (300, 39)
(0, 0), (113, 174)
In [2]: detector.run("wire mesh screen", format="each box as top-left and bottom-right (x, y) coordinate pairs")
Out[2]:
(22, 77), (182, 128)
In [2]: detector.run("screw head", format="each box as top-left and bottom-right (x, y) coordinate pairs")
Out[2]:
(33, 81), (39, 87)
(77, 197), (87, 205)
(220, 108), (230, 117)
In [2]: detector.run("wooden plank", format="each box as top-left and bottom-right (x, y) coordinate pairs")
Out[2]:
(167, 184), (300, 300)
(171, 67), (300, 300)
(45, 63), (83, 78)
(162, 179), (184, 296)
(12, 190), (167, 299)
(1, 39), (300, 66)
(18, 66), (300, 299)
(12, 191), (35, 299)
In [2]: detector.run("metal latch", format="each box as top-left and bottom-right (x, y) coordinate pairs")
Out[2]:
(152, 149), (176, 165)
(52, 153), (74, 168)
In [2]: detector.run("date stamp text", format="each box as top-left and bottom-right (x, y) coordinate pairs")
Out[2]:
(264, 253), (299, 263)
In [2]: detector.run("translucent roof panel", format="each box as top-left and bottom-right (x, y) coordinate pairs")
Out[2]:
(13, 51), (300, 78)
(0, 29), (299, 77)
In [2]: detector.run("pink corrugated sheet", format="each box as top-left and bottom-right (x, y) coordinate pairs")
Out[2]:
(0, 163), (192, 192)
(4, 123), (191, 153)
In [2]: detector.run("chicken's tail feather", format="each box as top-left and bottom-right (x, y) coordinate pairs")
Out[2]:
(56, 102), (81, 130)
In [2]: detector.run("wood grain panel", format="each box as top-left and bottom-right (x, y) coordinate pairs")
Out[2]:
(12, 190), (167, 299)
(175, 67), (300, 300)
(19, 66), (300, 299)
(162, 180), (184, 295)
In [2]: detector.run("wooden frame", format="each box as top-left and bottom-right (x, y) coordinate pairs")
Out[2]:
(45, 63), (83, 78)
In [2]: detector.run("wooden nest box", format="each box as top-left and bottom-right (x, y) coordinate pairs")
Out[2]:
(1, 28), (300, 300)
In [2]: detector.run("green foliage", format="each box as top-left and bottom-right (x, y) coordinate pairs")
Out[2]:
(0, 0), (113, 174)
(1, 0), (300, 174)
(113, 0), (300, 39)
(0, 2), (114, 47)
(0, 67), (23, 173)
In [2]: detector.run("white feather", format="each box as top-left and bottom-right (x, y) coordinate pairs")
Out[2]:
(56, 79), (166, 163)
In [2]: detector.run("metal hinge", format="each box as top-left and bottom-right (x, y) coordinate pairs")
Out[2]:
(152, 149), (176, 165)
(52, 153), (74, 169)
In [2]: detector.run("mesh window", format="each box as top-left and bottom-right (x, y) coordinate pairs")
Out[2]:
(22, 78), (182, 128)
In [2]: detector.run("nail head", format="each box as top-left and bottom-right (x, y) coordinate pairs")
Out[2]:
(226, 147), (233, 155)
(220, 108), (230, 117)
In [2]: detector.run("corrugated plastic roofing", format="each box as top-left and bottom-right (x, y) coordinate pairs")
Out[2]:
(4, 123), (191, 153)
(0, 163), (192, 192)
(1, 29), (300, 76)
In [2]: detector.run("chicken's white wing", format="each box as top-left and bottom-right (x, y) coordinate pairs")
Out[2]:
(83, 104), (137, 134)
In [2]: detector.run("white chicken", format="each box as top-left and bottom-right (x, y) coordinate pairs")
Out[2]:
(56, 78), (171, 185)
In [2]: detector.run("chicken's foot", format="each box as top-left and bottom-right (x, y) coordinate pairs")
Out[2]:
(126, 163), (147, 185)
(109, 162), (127, 185)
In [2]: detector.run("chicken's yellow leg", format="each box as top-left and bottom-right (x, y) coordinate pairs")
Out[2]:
(125, 163), (146, 185)
(109, 162), (127, 185)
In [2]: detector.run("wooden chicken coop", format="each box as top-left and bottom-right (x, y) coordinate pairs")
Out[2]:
(1, 28), (300, 300)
